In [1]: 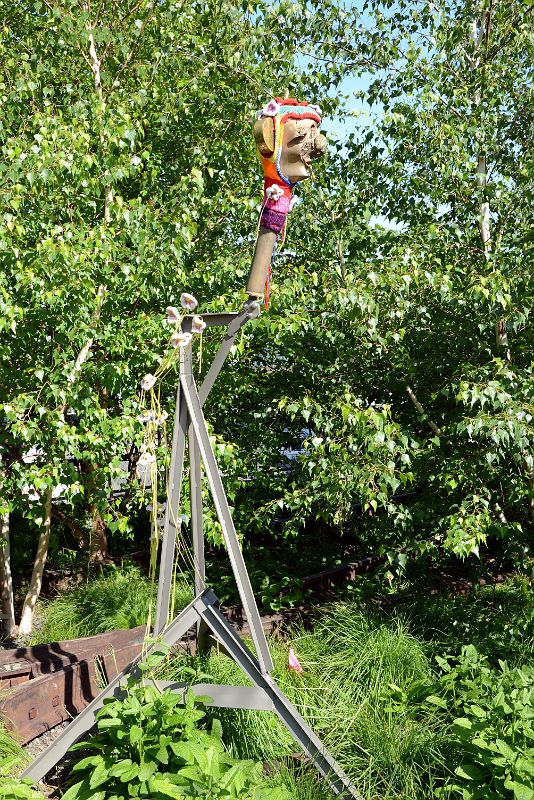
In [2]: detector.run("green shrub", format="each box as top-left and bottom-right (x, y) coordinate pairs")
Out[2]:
(63, 673), (290, 800)
(161, 602), (451, 799)
(424, 645), (534, 799)
(404, 576), (534, 667)
(30, 564), (193, 643)
(0, 758), (44, 799)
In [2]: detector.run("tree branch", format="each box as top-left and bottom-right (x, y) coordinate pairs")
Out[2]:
(405, 384), (442, 437)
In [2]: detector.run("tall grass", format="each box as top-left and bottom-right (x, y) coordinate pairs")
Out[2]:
(161, 602), (453, 799)
(30, 564), (193, 644)
(402, 575), (534, 666)
(0, 720), (26, 765)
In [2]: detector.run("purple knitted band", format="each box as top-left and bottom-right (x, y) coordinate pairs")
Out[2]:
(260, 207), (286, 234)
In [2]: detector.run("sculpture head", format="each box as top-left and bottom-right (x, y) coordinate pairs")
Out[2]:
(253, 98), (327, 186)
(246, 96), (327, 303)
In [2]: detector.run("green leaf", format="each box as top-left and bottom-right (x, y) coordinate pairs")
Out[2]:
(511, 782), (534, 800)
(455, 763), (486, 781)
(129, 725), (143, 745)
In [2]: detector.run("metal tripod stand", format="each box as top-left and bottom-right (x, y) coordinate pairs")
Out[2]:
(23, 304), (359, 799)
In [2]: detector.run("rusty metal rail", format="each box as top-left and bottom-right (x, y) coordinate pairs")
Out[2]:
(0, 555), (383, 745)
(0, 626), (146, 743)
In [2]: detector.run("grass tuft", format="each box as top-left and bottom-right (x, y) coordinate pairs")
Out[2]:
(161, 601), (452, 799)
(30, 563), (193, 644)
(0, 719), (27, 769)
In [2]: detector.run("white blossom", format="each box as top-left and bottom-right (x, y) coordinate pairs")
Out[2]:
(180, 293), (198, 310)
(171, 331), (193, 348)
(140, 373), (156, 391)
(138, 452), (156, 467)
(266, 184), (284, 202)
(191, 315), (206, 334)
(166, 306), (180, 324)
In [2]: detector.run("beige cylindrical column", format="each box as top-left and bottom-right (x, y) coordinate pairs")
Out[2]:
(246, 227), (278, 298)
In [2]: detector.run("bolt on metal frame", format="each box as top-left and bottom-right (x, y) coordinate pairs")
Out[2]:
(23, 303), (360, 799)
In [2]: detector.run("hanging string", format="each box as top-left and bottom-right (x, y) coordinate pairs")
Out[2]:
(265, 238), (279, 312)
(136, 301), (209, 642)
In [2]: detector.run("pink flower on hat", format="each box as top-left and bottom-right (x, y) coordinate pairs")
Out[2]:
(261, 99), (280, 118)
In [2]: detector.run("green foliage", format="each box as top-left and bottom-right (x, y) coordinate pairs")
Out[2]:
(64, 685), (289, 800)
(0, 0), (532, 610)
(0, 721), (26, 764)
(30, 564), (192, 644)
(426, 646), (534, 799)
(404, 576), (534, 667)
(0, 758), (44, 800)
(163, 602), (450, 799)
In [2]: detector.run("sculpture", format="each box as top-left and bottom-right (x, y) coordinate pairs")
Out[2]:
(246, 97), (327, 301)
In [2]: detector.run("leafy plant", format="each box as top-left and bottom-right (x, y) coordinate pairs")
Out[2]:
(424, 645), (534, 799)
(0, 720), (26, 764)
(162, 601), (450, 799)
(405, 576), (534, 667)
(63, 682), (288, 799)
(0, 758), (44, 799)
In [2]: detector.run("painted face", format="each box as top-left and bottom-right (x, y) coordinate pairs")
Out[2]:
(279, 118), (328, 183)
(254, 98), (327, 187)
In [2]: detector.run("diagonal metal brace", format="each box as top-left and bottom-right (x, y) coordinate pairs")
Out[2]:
(21, 592), (214, 783)
(180, 362), (274, 674)
(198, 599), (361, 799)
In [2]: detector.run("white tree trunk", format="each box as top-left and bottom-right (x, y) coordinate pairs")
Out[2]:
(0, 512), (16, 638)
(405, 384), (442, 437)
(18, 489), (53, 637)
(476, 153), (490, 254)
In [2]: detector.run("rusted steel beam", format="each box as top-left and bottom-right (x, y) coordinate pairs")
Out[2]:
(0, 555), (387, 744)
(0, 638), (145, 744)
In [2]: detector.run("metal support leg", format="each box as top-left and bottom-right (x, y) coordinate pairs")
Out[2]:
(23, 588), (359, 798)
(154, 385), (188, 634)
(23, 305), (359, 799)
(21, 593), (211, 782)
(180, 360), (274, 675)
(197, 600), (360, 800)
(189, 423), (209, 652)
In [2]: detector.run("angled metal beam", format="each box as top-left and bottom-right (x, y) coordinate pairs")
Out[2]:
(189, 423), (205, 597)
(21, 592), (212, 783)
(157, 682), (275, 711)
(197, 600), (360, 800)
(198, 301), (260, 406)
(154, 383), (188, 635)
(180, 363), (274, 675)
(188, 385), (210, 652)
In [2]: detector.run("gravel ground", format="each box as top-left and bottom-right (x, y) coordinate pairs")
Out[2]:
(24, 721), (71, 760)
(24, 721), (95, 798)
